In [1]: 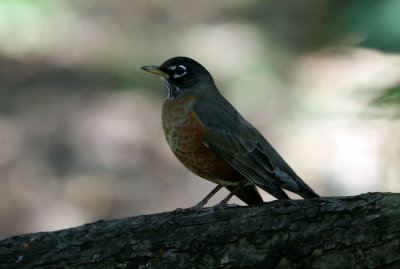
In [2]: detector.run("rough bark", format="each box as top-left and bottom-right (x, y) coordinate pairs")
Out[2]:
(0, 192), (399, 269)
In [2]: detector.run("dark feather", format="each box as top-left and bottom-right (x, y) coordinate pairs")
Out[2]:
(225, 185), (263, 205)
(195, 92), (318, 199)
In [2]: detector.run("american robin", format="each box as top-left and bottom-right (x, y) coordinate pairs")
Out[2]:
(142, 57), (319, 208)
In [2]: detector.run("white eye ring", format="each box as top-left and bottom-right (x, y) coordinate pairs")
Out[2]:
(173, 65), (187, 78)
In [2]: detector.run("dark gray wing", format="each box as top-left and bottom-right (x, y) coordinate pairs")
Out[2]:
(195, 95), (290, 199)
(195, 93), (319, 199)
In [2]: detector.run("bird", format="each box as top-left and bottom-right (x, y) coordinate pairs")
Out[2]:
(142, 56), (319, 208)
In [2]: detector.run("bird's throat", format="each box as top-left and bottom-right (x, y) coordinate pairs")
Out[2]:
(160, 77), (182, 99)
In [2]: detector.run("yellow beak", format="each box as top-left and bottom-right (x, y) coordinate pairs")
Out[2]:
(141, 66), (169, 78)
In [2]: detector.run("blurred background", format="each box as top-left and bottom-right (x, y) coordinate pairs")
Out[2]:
(1, 0), (399, 238)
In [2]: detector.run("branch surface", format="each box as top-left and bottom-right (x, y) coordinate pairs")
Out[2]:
(1, 192), (399, 269)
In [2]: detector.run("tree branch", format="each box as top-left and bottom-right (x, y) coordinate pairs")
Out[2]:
(1, 192), (399, 268)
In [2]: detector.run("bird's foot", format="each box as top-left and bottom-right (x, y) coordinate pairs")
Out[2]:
(174, 203), (206, 213)
(212, 203), (240, 210)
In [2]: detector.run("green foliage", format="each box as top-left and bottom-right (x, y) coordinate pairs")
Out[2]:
(371, 85), (400, 117)
(333, 0), (400, 52)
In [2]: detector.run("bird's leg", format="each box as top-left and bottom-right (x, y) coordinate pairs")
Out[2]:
(175, 185), (223, 212)
(192, 184), (223, 209)
(215, 183), (244, 207)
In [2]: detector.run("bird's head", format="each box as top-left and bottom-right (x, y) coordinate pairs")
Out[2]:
(142, 57), (216, 98)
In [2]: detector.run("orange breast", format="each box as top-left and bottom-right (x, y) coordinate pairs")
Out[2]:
(162, 95), (243, 184)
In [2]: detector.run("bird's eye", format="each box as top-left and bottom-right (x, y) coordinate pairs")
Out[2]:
(173, 65), (187, 78)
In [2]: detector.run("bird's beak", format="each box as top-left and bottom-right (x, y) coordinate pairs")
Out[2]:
(141, 66), (169, 78)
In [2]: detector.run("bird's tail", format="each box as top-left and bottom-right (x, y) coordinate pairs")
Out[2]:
(294, 178), (320, 199)
(298, 187), (320, 199)
(225, 185), (263, 205)
(278, 172), (320, 199)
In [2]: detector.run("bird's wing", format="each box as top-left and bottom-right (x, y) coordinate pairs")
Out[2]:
(194, 96), (290, 199)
